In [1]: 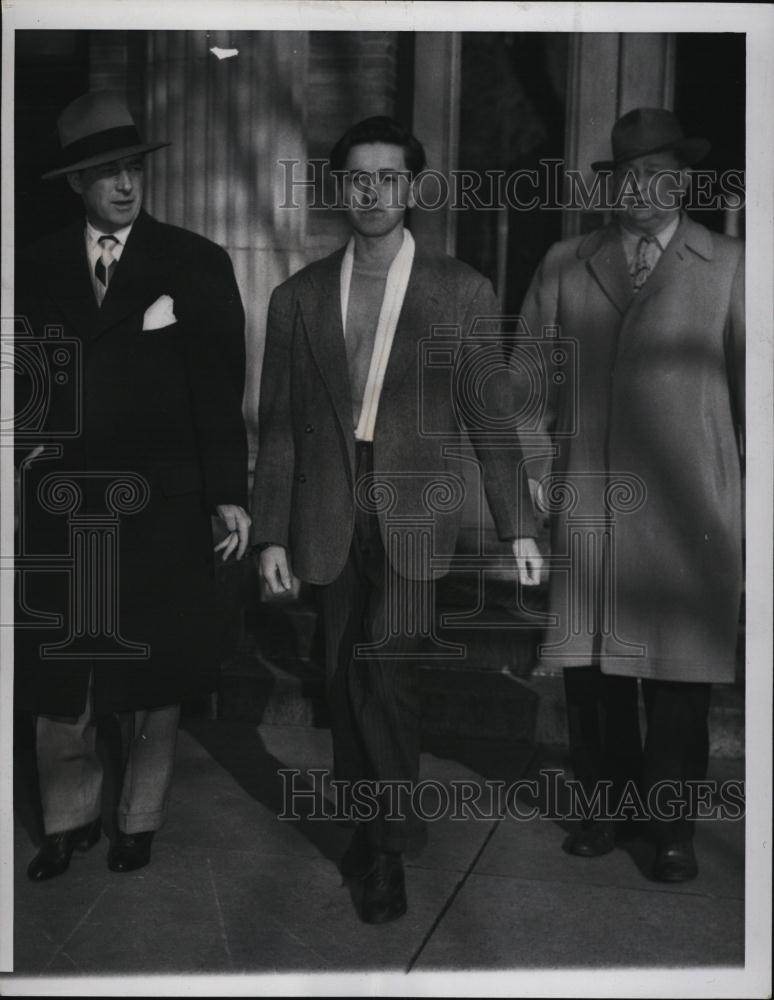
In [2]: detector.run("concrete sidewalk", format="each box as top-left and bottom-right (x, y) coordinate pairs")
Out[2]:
(10, 717), (745, 982)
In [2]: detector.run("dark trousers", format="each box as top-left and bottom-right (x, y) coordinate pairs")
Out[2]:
(563, 666), (712, 843)
(318, 443), (430, 855)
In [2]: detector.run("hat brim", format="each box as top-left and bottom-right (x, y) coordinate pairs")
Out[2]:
(591, 137), (711, 172)
(42, 141), (170, 180)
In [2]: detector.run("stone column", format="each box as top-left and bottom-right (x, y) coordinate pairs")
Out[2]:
(563, 33), (676, 237)
(141, 31), (310, 458)
(411, 32), (462, 256)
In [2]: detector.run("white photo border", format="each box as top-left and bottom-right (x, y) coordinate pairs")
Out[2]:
(1, 2), (771, 997)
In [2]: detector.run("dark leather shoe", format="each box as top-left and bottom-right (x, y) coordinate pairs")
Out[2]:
(565, 821), (616, 858)
(107, 831), (154, 873)
(27, 818), (102, 881)
(362, 851), (407, 925)
(654, 840), (698, 882)
(340, 825), (370, 880)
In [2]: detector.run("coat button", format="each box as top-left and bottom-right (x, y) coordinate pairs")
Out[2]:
(305, 424), (314, 433)
(298, 474), (306, 483)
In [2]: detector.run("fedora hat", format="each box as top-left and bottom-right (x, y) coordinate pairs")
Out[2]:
(42, 90), (170, 180)
(591, 107), (710, 171)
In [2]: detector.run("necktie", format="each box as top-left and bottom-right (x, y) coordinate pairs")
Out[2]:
(631, 235), (659, 293)
(95, 235), (119, 306)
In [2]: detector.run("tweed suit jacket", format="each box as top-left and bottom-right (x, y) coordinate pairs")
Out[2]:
(251, 244), (537, 585)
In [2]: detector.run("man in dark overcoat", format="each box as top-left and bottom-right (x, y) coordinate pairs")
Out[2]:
(251, 116), (543, 923)
(519, 108), (744, 880)
(15, 90), (250, 879)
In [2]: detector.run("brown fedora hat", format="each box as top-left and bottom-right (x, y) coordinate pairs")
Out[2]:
(42, 90), (170, 180)
(591, 107), (710, 171)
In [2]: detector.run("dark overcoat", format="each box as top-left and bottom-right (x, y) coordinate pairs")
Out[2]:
(15, 210), (247, 715)
(518, 215), (744, 683)
(251, 246), (537, 584)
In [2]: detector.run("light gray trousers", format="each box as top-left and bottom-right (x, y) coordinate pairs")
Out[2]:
(35, 677), (180, 835)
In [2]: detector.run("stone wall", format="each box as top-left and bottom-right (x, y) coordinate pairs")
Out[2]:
(89, 29), (400, 460)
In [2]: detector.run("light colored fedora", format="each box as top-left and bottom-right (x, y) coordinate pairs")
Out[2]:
(42, 90), (169, 180)
(591, 107), (710, 171)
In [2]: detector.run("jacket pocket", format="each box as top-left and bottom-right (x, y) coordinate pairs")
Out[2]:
(141, 321), (179, 337)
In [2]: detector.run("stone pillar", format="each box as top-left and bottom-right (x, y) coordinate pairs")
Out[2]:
(306, 31), (399, 252)
(141, 31), (310, 459)
(411, 32), (462, 256)
(563, 33), (676, 237)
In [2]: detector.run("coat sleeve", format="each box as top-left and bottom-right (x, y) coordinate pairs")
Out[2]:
(250, 282), (296, 548)
(517, 243), (564, 485)
(723, 246), (745, 449)
(183, 242), (248, 510)
(456, 273), (539, 540)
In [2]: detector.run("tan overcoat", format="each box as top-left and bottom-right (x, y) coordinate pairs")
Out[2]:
(519, 215), (744, 683)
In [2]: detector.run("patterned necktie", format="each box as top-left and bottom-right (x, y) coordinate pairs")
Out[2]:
(631, 235), (660, 293)
(94, 235), (119, 306)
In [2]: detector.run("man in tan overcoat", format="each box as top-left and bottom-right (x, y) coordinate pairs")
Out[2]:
(519, 108), (744, 881)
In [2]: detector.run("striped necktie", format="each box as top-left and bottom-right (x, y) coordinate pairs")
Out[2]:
(95, 235), (119, 306)
(631, 235), (660, 293)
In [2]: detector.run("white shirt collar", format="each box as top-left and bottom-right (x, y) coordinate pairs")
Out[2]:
(619, 213), (681, 252)
(651, 213), (681, 251)
(85, 219), (135, 259)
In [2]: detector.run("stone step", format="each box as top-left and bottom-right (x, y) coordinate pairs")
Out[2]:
(218, 652), (745, 759)
(220, 590), (744, 757)
(220, 552), (744, 757)
(240, 578), (546, 668)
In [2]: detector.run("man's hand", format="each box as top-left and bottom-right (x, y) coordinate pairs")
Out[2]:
(259, 545), (294, 595)
(511, 536), (544, 586)
(214, 504), (251, 560)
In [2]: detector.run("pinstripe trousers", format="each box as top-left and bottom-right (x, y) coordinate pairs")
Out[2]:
(318, 442), (430, 855)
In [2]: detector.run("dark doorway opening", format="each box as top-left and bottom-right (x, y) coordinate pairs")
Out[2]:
(455, 32), (569, 315)
(15, 31), (90, 252)
(674, 33), (746, 236)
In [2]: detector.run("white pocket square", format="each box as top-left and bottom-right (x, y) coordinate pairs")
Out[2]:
(142, 295), (177, 331)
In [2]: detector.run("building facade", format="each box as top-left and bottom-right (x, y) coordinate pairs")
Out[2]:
(15, 29), (745, 471)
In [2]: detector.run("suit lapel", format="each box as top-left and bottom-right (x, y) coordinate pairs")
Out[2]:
(583, 225), (634, 315)
(42, 221), (100, 336)
(41, 212), (164, 346)
(379, 259), (431, 399)
(92, 212), (162, 342)
(297, 248), (449, 447)
(632, 215), (712, 308)
(298, 249), (355, 445)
